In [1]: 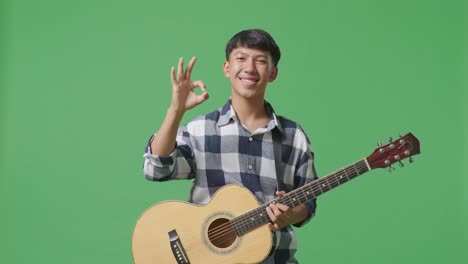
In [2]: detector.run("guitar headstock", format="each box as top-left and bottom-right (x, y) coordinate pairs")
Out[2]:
(366, 133), (420, 171)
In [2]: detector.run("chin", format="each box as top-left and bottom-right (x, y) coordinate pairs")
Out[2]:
(234, 90), (264, 100)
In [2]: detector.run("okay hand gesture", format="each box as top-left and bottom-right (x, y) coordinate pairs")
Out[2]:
(170, 57), (209, 113)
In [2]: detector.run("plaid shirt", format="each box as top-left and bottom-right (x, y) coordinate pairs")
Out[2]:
(143, 100), (318, 263)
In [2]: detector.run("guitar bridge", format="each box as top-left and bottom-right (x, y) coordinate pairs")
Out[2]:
(168, 229), (190, 264)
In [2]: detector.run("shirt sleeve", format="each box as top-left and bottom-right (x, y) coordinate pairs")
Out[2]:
(291, 133), (319, 228)
(292, 159), (318, 228)
(143, 126), (196, 181)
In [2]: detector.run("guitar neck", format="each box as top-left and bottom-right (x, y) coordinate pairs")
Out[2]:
(231, 159), (371, 236)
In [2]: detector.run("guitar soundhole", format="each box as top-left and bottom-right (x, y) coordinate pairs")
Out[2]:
(207, 218), (236, 248)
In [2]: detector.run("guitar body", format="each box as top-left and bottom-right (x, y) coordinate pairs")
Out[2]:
(132, 185), (272, 264)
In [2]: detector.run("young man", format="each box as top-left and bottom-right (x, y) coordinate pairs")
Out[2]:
(143, 29), (318, 263)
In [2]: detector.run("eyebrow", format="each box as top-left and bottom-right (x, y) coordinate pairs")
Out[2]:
(233, 51), (268, 58)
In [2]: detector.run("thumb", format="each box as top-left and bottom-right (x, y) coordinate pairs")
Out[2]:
(276, 191), (286, 197)
(194, 91), (209, 104)
(193, 80), (209, 104)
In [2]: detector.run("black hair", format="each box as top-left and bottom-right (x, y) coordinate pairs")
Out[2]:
(225, 29), (281, 66)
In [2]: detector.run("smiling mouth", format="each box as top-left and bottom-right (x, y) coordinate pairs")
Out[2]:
(239, 77), (259, 86)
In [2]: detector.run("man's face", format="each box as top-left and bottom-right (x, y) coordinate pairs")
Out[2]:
(223, 47), (278, 101)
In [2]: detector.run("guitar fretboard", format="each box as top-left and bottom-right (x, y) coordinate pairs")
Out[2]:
(231, 159), (370, 236)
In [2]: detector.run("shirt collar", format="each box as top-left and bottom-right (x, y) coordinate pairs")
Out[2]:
(217, 99), (284, 133)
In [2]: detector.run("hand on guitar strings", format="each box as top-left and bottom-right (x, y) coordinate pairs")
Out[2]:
(266, 191), (294, 232)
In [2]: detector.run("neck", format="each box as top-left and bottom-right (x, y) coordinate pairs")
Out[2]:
(231, 96), (269, 132)
(231, 97), (266, 118)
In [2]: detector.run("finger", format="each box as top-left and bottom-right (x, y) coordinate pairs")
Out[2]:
(177, 57), (184, 81)
(270, 204), (288, 226)
(191, 80), (208, 95)
(268, 206), (288, 230)
(190, 80), (209, 101)
(266, 206), (277, 222)
(170, 66), (176, 84)
(268, 222), (278, 232)
(185, 56), (197, 79)
(275, 203), (290, 213)
(269, 203), (284, 216)
(197, 91), (209, 103)
(268, 222), (280, 232)
(268, 222), (274, 231)
(276, 191), (286, 197)
(191, 80), (206, 91)
(193, 92), (209, 105)
(267, 210), (282, 231)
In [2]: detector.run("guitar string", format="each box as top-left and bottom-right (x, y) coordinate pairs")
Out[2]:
(204, 146), (411, 246)
(206, 210), (271, 244)
(179, 239), (206, 261)
(204, 161), (370, 244)
(205, 161), (369, 242)
(200, 151), (409, 246)
(206, 182), (331, 246)
(196, 150), (411, 249)
(171, 225), (240, 258)
(155, 219), (243, 257)
(227, 161), (368, 233)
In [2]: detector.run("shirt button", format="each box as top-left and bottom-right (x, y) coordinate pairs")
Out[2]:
(248, 164), (253, 170)
(248, 137), (253, 142)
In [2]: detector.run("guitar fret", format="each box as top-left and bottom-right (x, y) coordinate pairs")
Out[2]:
(245, 207), (268, 234)
(328, 174), (340, 188)
(319, 178), (331, 193)
(353, 162), (360, 175)
(305, 188), (314, 199)
(291, 192), (301, 207)
(340, 168), (349, 183)
(327, 175), (338, 189)
(299, 188), (308, 204)
(325, 177), (333, 189)
(346, 164), (357, 181)
(295, 190), (304, 206)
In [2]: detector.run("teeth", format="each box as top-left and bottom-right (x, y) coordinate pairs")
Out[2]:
(241, 78), (256, 84)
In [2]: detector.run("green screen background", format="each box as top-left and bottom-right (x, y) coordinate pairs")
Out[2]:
(1, 0), (466, 263)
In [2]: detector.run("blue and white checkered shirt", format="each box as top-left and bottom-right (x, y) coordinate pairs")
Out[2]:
(143, 99), (318, 263)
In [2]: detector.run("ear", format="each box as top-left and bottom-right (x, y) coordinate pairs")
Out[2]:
(223, 61), (231, 78)
(269, 67), (278, 82)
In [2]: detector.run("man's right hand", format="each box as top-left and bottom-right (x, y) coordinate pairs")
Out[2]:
(150, 57), (208, 156)
(170, 57), (209, 113)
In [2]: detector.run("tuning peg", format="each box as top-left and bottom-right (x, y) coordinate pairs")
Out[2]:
(377, 141), (383, 147)
(388, 137), (393, 143)
(409, 156), (414, 163)
(388, 165), (395, 172)
(399, 161), (404, 168)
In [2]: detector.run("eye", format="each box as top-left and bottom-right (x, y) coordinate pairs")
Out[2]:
(236, 57), (246, 61)
(256, 59), (267, 64)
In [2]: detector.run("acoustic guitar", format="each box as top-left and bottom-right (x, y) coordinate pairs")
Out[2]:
(132, 133), (420, 264)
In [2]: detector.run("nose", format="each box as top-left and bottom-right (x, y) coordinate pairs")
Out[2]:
(243, 58), (257, 73)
